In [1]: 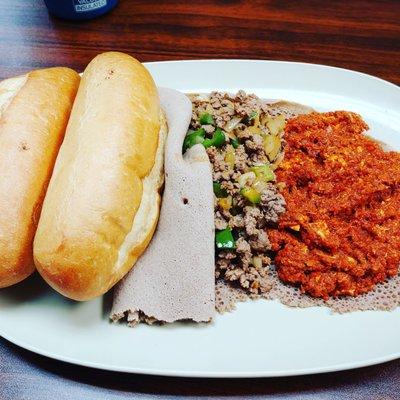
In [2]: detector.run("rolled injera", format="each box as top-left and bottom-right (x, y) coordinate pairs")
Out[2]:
(111, 87), (215, 325)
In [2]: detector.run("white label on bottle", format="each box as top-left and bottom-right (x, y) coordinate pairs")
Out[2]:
(73, 0), (107, 12)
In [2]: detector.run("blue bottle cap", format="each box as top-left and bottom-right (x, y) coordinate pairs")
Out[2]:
(43, 0), (119, 21)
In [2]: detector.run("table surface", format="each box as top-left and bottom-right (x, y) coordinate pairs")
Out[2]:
(0, 0), (399, 399)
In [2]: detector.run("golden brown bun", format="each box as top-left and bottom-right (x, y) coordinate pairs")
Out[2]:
(34, 52), (167, 301)
(0, 68), (80, 288)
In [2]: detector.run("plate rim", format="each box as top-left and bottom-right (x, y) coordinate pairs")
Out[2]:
(1, 332), (399, 378)
(143, 58), (400, 93)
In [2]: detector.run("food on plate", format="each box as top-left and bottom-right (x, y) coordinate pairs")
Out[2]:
(34, 52), (167, 301)
(185, 91), (312, 296)
(0, 68), (80, 289)
(0, 50), (396, 322)
(111, 88), (215, 325)
(269, 111), (400, 299)
(113, 90), (321, 326)
(187, 91), (285, 294)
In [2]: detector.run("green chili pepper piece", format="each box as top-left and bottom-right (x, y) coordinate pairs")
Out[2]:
(251, 164), (275, 182)
(203, 128), (226, 149)
(183, 128), (205, 152)
(249, 111), (258, 121)
(199, 112), (215, 125)
(212, 128), (225, 147)
(231, 138), (240, 149)
(216, 228), (236, 249)
(240, 187), (261, 204)
(202, 138), (213, 148)
(213, 181), (228, 198)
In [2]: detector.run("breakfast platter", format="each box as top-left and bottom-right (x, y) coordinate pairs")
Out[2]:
(0, 58), (399, 377)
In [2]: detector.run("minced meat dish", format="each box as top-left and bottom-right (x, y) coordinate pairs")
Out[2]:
(185, 91), (286, 294)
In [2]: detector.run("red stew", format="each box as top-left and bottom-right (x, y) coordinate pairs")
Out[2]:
(269, 111), (400, 299)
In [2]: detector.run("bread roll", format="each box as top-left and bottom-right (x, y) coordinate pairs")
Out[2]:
(0, 68), (80, 288)
(34, 52), (167, 301)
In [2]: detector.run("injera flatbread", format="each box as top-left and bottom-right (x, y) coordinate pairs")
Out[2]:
(216, 269), (400, 314)
(216, 99), (400, 314)
(111, 87), (215, 325)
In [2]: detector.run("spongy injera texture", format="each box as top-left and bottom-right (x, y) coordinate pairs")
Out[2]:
(216, 267), (400, 314)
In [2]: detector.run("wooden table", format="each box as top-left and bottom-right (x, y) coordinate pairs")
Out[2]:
(1, 0), (399, 83)
(0, 0), (399, 398)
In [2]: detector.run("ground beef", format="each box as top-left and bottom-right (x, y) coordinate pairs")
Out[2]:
(261, 188), (287, 224)
(188, 91), (287, 294)
(214, 211), (228, 230)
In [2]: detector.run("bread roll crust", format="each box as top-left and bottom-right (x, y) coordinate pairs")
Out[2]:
(34, 52), (166, 301)
(0, 68), (80, 288)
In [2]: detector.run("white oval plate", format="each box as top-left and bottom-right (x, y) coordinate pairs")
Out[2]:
(0, 60), (399, 378)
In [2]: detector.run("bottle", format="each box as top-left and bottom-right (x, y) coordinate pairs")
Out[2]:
(43, 0), (119, 21)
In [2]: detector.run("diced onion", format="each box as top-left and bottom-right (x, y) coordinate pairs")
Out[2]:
(238, 172), (256, 188)
(225, 149), (235, 167)
(247, 126), (263, 136)
(264, 135), (281, 161)
(218, 196), (233, 210)
(272, 151), (285, 169)
(267, 114), (286, 135)
(224, 117), (242, 133)
(253, 179), (268, 193)
(252, 256), (263, 269)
